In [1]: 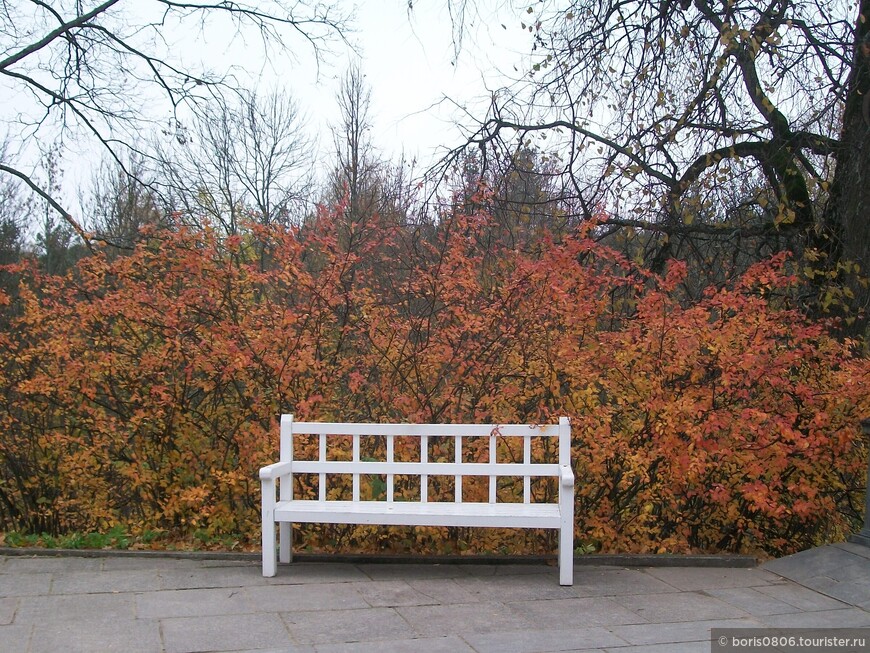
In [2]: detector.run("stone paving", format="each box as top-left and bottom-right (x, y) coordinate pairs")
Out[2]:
(0, 544), (868, 653)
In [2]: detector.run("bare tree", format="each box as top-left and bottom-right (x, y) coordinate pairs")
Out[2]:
(84, 153), (162, 254)
(156, 88), (314, 234)
(0, 139), (31, 265)
(328, 63), (382, 229)
(31, 143), (87, 273)
(0, 0), (348, 241)
(439, 0), (869, 313)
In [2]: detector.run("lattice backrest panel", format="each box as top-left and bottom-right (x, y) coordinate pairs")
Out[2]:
(279, 416), (570, 504)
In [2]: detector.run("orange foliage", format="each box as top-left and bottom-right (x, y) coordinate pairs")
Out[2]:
(0, 204), (866, 556)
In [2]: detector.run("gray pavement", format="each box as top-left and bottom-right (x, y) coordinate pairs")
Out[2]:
(1, 544), (869, 653)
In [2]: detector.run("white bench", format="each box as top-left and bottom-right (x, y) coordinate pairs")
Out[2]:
(259, 415), (575, 585)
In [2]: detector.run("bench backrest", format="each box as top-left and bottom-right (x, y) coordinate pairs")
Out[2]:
(279, 415), (571, 505)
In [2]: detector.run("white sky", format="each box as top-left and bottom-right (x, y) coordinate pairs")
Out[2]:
(225, 0), (535, 173)
(337, 1), (533, 164)
(1, 1), (536, 220)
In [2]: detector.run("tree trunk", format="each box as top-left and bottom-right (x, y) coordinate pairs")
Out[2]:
(824, 0), (870, 326)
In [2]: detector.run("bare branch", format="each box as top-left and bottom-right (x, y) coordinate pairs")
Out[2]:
(0, 161), (92, 249)
(0, 0), (121, 71)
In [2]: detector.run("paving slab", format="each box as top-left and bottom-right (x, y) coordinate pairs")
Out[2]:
(29, 618), (161, 653)
(603, 641), (711, 653)
(161, 612), (293, 653)
(455, 570), (579, 600)
(462, 625), (627, 653)
(262, 562), (372, 584)
(0, 597), (16, 625)
(314, 635), (474, 653)
(354, 562), (471, 581)
(0, 546), (868, 652)
(643, 566), (781, 591)
(610, 617), (764, 646)
(756, 607), (870, 628)
(506, 596), (645, 628)
(349, 579), (447, 607)
(838, 541), (870, 560)
(612, 590), (751, 622)
(49, 568), (163, 594)
(158, 565), (272, 591)
(0, 623), (31, 652)
(1, 555), (103, 573)
(231, 648), (314, 653)
(0, 571), (53, 597)
(398, 600), (536, 636)
(246, 582), (371, 612)
(790, 574), (870, 609)
(282, 606), (414, 645)
(702, 586), (808, 616)
(101, 556), (212, 572)
(404, 577), (479, 603)
(570, 567), (682, 597)
(16, 592), (137, 624)
(135, 586), (254, 619)
(763, 542), (870, 617)
(753, 579), (857, 611)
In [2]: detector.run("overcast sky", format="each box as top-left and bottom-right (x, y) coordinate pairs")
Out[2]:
(339, 1), (532, 163)
(2, 1), (536, 220)
(213, 0), (535, 175)
(168, 0), (537, 192)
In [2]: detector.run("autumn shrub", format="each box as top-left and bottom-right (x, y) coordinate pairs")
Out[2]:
(569, 257), (869, 555)
(0, 205), (866, 556)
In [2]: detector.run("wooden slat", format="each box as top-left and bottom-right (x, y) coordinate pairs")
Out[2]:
(386, 434), (394, 502)
(279, 415), (293, 502)
(559, 416), (571, 466)
(318, 433), (326, 501)
(292, 422), (560, 438)
(523, 432), (531, 504)
(274, 499), (561, 529)
(420, 433), (428, 502)
(455, 434), (462, 503)
(290, 461), (560, 477)
(488, 432), (496, 504)
(352, 433), (360, 502)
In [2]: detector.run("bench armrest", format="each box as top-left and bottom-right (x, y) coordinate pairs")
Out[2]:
(259, 460), (294, 481)
(560, 464), (575, 488)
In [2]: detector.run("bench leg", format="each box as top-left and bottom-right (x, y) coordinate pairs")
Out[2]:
(262, 517), (277, 577)
(559, 486), (574, 586)
(279, 522), (292, 563)
(559, 523), (573, 586)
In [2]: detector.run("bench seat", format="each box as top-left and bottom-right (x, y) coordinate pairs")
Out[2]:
(274, 499), (562, 529)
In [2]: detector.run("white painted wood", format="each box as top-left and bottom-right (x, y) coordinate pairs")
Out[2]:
(455, 434), (462, 503)
(260, 415), (574, 585)
(386, 434), (394, 502)
(318, 433), (326, 502)
(288, 461), (560, 477)
(420, 433), (428, 503)
(488, 432), (496, 504)
(523, 434), (531, 504)
(279, 414), (293, 464)
(559, 463), (575, 586)
(274, 500), (562, 529)
(261, 476), (276, 577)
(259, 460), (294, 480)
(291, 422), (560, 438)
(352, 433), (360, 502)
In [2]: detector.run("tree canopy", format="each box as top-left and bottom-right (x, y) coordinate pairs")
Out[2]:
(444, 0), (869, 318)
(0, 0), (347, 240)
